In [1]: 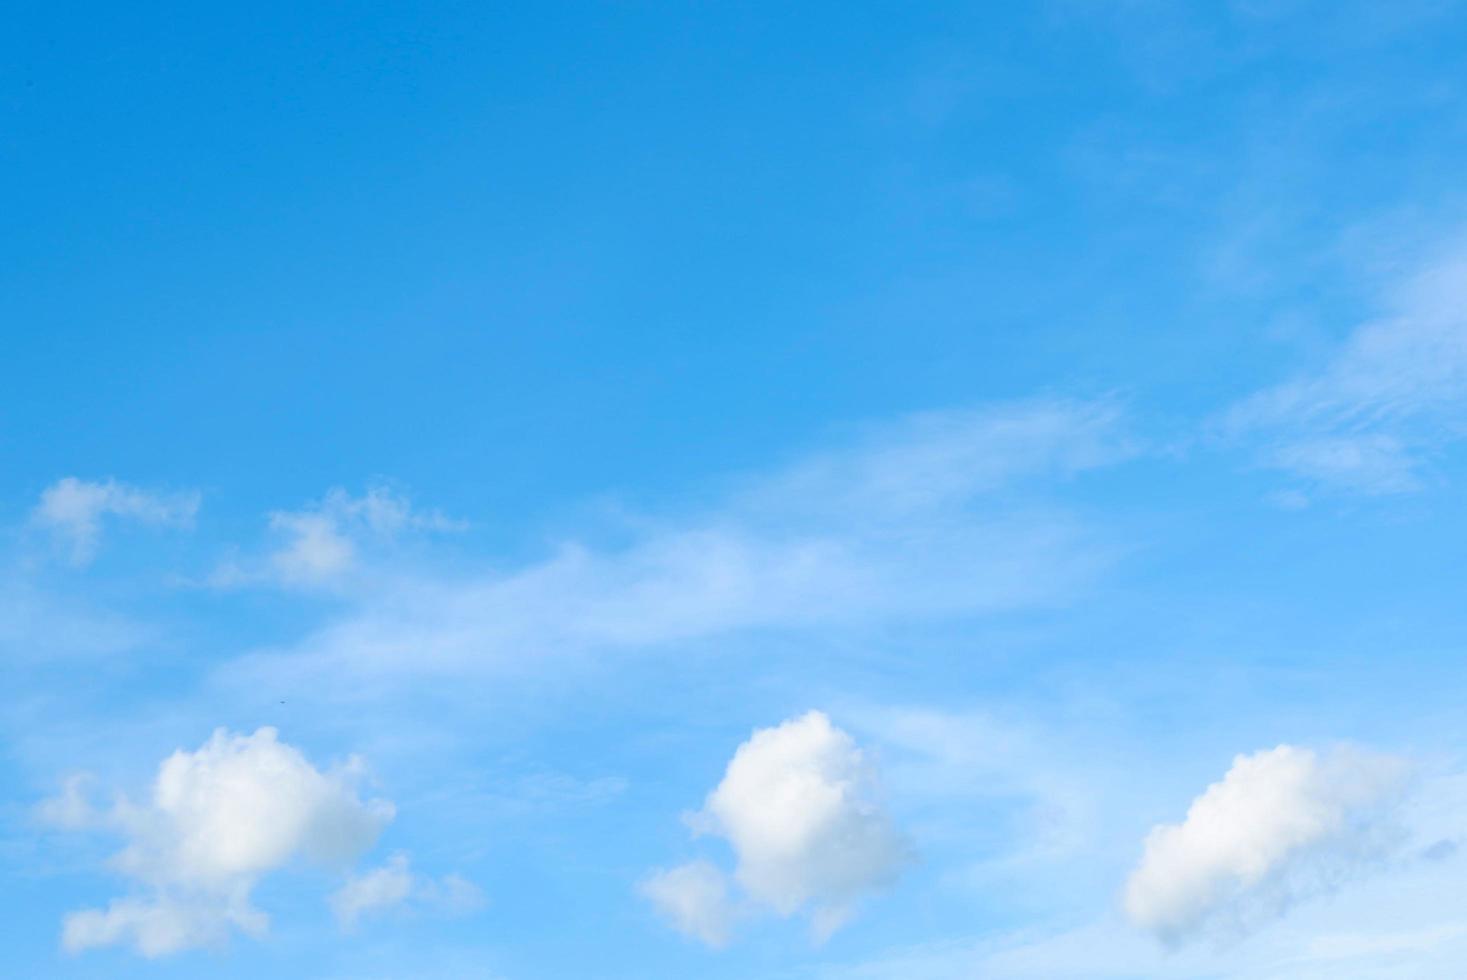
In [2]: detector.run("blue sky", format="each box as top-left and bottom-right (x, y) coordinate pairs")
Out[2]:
(6, 1), (1467, 977)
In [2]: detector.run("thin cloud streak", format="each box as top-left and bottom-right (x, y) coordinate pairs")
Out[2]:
(1224, 241), (1467, 494)
(215, 399), (1136, 696)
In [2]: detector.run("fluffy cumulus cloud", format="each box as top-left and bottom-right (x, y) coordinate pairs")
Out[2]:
(330, 852), (484, 930)
(645, 712), (908, 945)
(31, 477), (199, 564)
(46, 727), (393, 957)
(1124, 744), (1409, 944)
(1226, 243), (1467, 494)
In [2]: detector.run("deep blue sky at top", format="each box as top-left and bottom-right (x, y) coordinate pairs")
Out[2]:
(9, 1), (1464, 532)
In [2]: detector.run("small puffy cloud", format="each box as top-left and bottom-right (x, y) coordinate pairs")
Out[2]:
(269, 510), (357, 583)
(35, 774), (102, 830)
(639, 860), (736, 948)
(45, 727), (393, 957)
(331, 854), (412, 928)
(267, 485), (464, 585)
(62, 895), (267, 960)
(1124, 744), (1409, 944)
(32, 477), (199, 564)
(330, 852), (483, 930)
(645, 711), (908, 946)
(216, 485), (463, 588)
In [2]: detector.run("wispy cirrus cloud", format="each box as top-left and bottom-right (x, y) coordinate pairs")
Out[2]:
(847, 704), (1108, 880)
(217, 398), (1136, 693)
(1224, 241), (1467, 495)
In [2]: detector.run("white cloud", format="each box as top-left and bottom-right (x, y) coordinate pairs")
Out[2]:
(647, 711), (908, 945)
(46, 727), (393, 957)
(1226, 242), (1467, 493)
(811, 750), (1467, 980)
(214, 485), (465, 588)
(269, 510), (357, 583)
(695, 711), (909, 930)
(36, 773), (102, 830)
(62, 894), (267, 960)
(639, 860), (736, 948)
(330, 852), (483, 930)
(220, 399), (1132, 692)
(31, 477), (199, 564)
(1123, 744), (1409, 944)
(268, 486), (465, 585)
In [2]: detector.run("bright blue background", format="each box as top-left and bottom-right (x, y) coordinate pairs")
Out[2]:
(5, 2), (1467, 977)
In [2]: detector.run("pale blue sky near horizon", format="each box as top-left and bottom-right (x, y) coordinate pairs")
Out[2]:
(6, 2), (1467, 978)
